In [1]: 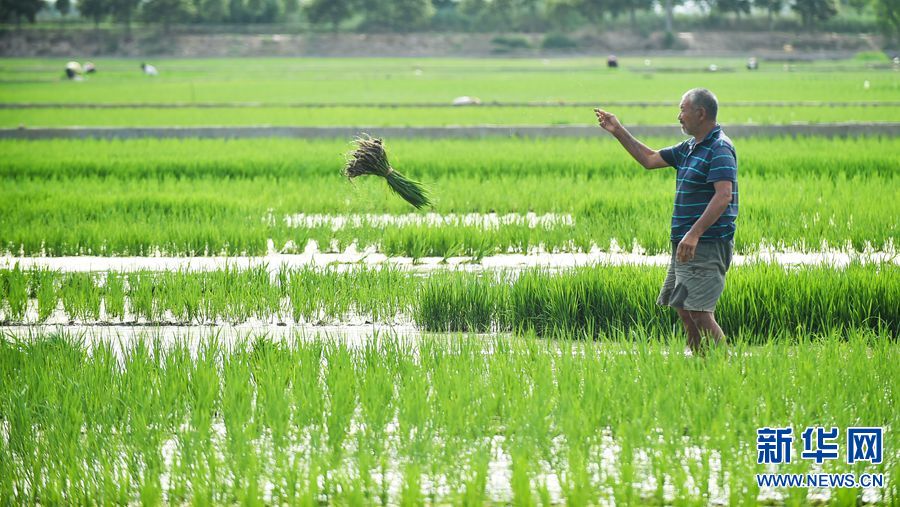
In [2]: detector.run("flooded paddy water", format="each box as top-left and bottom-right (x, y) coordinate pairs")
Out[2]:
(2, 239), (896, 274)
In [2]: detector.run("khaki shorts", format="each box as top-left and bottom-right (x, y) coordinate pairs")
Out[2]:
(657, 240), (733, 313)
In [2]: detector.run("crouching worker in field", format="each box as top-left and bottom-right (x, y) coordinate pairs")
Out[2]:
(594, 88), (739, 354)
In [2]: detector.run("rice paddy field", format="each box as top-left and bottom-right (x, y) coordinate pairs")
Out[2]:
(1, 56), (898, 127)
(2, 136), (898, 257)
(0, 56), (898, 505)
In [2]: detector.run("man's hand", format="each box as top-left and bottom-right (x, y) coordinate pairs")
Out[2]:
(594, 108), (622, 134)
(594, 108), (669, 169)
(676, 181), (733, 262)
(676, 231), (700, 263)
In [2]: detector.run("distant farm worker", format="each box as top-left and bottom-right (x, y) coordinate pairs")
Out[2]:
(594, 88), (739, 354)
(64, 61), (82, 80)
(140, 62), (159, 76)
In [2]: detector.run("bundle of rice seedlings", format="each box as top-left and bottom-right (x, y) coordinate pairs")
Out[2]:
(343, 135), (431, 210)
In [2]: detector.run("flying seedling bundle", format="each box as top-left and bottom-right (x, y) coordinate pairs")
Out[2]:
(343, 135), (431, 210)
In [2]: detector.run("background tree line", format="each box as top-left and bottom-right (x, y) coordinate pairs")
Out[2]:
(1, 0), (896, 41)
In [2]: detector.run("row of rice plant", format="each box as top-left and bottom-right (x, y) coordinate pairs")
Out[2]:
(0, 265), (417, 325)
(0, 331), (895, 505)
(6, 104), (900, 128)
(2, 56), (895, 104)
(1, 263), (896, 336)
(417, 263), (900, 338)
(2, 137), (897, 256)
(5, 137), (895, 180)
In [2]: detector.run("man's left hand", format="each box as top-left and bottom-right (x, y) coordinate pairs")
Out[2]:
(676, 232), (699, 263)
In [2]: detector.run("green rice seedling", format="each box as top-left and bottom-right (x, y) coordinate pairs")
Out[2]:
(221, 340), (255, 503)
(182, 338), (224, 504)
(126, 272), (157, 322)
(286, 267), (326, 323)
(222, 267), (251, 324)
(415, 272), (502, 332)
(344, 135), (431, 210)
(347, 265), (416, 322)
(259, 374), (294, 503)
(356, 342), (396, 503)
(1, 265), (28, 322)
(206, 266), (278, 324)
(324, 344), (356, 472)
(117, 337), (165, 503)
(198, 271), (227, 323)
(81, 339), (126, 501)
(249, 338), (293, 488)
(102, 272), (126, 321)
(59, 272), (101, 322)
(286, 338), (326, 504)
(242, 266), (282, 322)
(33, 269), (58, 322)
(286, 266), (361, 323)
(159, 270), (202, 323)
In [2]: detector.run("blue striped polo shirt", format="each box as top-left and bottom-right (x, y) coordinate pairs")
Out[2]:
(659, 125), (739, 242)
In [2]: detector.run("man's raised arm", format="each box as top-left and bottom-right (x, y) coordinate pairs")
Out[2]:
(594, 108), (670, 170)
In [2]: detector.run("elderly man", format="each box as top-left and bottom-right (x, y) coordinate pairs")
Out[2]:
(594, 88), (739, 353)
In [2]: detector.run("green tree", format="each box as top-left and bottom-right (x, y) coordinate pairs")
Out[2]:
(576, 0), (608, 25)
(876, 0), (899, 41)
(545, 0), (582, 31)
(78, 0), (109, 27)
(0, 0), (44, 24)
(111, 0), (142, 37)
(303, 0), (352, 31)
(357, 0), (431, 31)
(142, 0), (195, 31)
(619, 0), (654, 30)
(846, 0), (870, 13)
(243, 0), (280, 21)
(459, 0), (486, 16)
(715, 0), (751, 18)
(227, 0), (246, 21)
(487, 0), (517, 28)
(791, 0), (837, 28)
(753, 0), (783, 29)
(660, 0), (685, 32)
(196, 0), (227, 22)
(390, 0), (433, 30)
(55, 0), (71, 19)
(459, 0), (490, 28)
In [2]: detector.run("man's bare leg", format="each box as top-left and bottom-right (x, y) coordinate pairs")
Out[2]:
(675, 307), (702, 352)
(688, 311), (725, 352)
